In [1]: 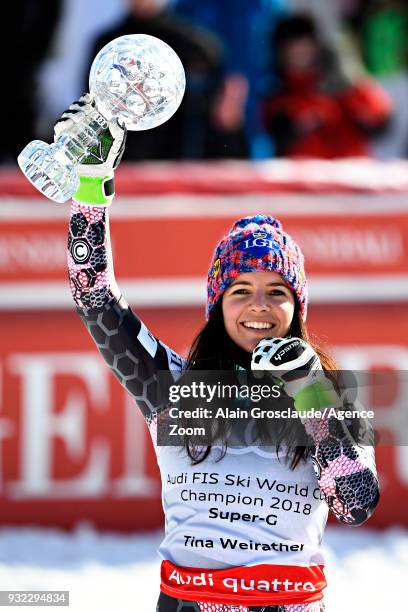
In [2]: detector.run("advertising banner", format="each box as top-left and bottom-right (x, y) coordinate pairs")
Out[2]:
(1, 163), (407, 529)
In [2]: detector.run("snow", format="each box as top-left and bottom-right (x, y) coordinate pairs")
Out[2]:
(0, 525), (407, 611)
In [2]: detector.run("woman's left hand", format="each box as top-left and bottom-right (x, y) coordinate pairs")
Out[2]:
(251, 337), (337, 414)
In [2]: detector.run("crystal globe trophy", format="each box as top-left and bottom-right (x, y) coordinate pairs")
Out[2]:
(17, 34), (186, 203)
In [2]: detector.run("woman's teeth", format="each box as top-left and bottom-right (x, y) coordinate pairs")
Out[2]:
(242, 322), (273, 329)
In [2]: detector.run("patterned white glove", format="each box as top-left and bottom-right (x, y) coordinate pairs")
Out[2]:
(54, 94), (127, 205)
(251, 337), (338, 414)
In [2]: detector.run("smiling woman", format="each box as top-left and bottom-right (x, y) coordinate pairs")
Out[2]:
(184, 217), (338, 467)
(56, 95), (380, 611)
(222, 272), (295, 352)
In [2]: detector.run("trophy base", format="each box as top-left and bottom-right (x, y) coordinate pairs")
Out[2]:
(17, 141), (79, 204)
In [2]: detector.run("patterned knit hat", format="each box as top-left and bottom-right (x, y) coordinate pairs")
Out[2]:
(206, 215), (308, 320)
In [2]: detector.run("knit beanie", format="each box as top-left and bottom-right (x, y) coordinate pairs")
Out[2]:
(206, 215), (308, 320)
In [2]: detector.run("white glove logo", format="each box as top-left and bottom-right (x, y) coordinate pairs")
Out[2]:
(252, 337), (319, 372)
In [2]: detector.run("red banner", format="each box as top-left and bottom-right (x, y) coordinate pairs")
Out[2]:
(1, 213), (408, 281)
(160, 560), (326, 605)
(1, 304), (408, 529)
(1, 163), (408, 530)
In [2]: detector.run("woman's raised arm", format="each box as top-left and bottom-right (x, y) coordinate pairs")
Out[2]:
(61, 96), (185, 423)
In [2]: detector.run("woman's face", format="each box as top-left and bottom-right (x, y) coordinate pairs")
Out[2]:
(222, 271), (295, 353)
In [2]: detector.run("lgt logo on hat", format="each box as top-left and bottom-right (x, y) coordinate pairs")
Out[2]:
(238, 232), (280, 257)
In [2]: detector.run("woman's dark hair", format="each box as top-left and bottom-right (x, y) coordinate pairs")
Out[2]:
(182, 296), (339, 469)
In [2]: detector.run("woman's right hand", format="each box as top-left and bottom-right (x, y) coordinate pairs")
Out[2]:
(55, 94), (127, 206)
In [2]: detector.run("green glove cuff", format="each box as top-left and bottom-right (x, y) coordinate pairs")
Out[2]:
(294, 379), (339, 416)
(73, 175), (115, 205)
